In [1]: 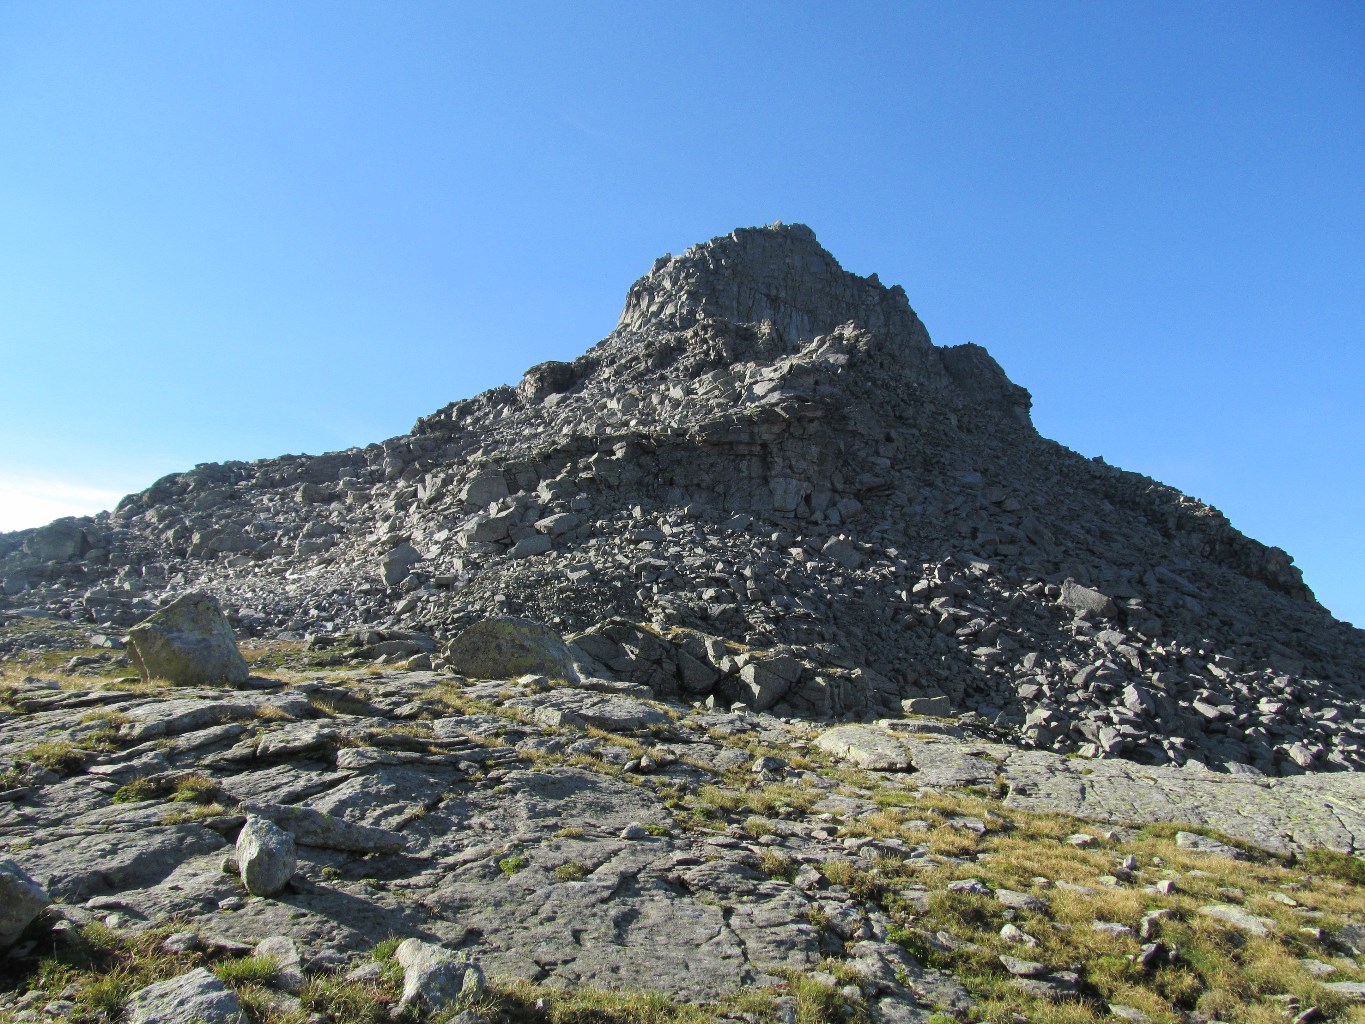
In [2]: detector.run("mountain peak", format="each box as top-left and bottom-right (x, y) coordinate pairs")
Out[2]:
(614, 223), (933, 350)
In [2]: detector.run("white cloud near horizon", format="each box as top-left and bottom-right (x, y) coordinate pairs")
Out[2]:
(0, 472), (127, 533)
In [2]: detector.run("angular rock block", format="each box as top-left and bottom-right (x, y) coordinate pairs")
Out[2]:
(445, 616), (579, 680)
(236, 815), (296, 897)
(0, 858), (51, 947)
(126, 592), (249, 686)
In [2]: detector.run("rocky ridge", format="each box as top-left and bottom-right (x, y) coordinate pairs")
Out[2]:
(2, 222), (1363, 780)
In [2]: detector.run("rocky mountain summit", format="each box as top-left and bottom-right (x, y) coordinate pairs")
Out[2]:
(2, 224), (1365, 1024)
(3, 222), (1363, 779)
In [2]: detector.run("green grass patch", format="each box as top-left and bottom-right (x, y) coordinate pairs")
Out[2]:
(498, 855), (528, 877)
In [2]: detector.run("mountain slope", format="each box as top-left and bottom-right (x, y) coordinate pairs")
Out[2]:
(3, 223), (1362, 776)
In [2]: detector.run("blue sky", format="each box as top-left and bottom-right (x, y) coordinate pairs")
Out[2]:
(1, 3), (1361, 625)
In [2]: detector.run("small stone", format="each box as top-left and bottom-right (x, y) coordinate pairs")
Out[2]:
(1199, 904), (1274, 937)
(1000, 923), (1038, 946)
(160, 932), (203, 955)
(1139, 909), (1173, 940)
(998, 954), (1047, 976)
(1092, 921), (1134, 939)
(994, 888), (1047, 913)
(1108, 1005), (1150, 1022)
(343, 962), (384, 984)
(1138, 942), (1168, 971)
(947, 878), (992, 895)
(620, 823), (647, 839)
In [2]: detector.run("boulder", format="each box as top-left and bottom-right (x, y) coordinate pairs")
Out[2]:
(379, 542), (423, 586)
(126, 592), (249, 686)
(445, 616), (579, 680)
(902, 695), (953, 716)
(736, 654), (803, 711)
(236, 816), (296, 897)
(509, 533), (552, 559)
(1058, 581), (1117, 619)
(127, 968), (247, 1024)
(459, 468), (510, 507)
(0, 859), (51, 947)
(394, 938), (485, 1014)
(22, 518), (87, 562)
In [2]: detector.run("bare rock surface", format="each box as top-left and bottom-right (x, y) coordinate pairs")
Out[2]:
(0, 666), (1361, 1019)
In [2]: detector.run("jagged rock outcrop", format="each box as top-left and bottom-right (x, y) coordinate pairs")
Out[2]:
(1, 223), (1362, 778)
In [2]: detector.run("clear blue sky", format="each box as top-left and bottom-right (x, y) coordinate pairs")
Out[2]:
(1, 3), (1361, 625)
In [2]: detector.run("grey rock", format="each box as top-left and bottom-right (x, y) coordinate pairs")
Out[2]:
(1175, 830), (1250, 860)
(459, 469), (510, 508)
(394, 939), (486, 1013)
(1058, 581), (1117, 619)
(236, 816), (296, 897)
(505, 688), (668, 731)
(379, 542), (423, 586)
(127, 968), (247, 1024)
(240, 802), (405, 854)
(0, 859), (51, 947)
(815, 725), (912, 770)
(999, 954), (1047, 977)
(1322, 982), (1365, 1003)
(737, 654), (803, 711)
(445, 616), (579, 679)
(508, 534), (552, 559)
(1199, 904), (1274, 937)
(126, 592), (249, 686)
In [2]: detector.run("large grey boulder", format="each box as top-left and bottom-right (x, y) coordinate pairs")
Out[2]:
(394, 939), (485, 1014)
(21, 518), (88, 562)
(127, 968), (247, 1024)
(236, 815), (296, 897)
(1057, 581), (1117, 619)
(459, 468), (510, 507)
(126, 592), (249, 686)
(445, 616), (579, 680)
(0, 859), (51, 947)
(735, 654), (803, 711)
(379, 542), (423, 586)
